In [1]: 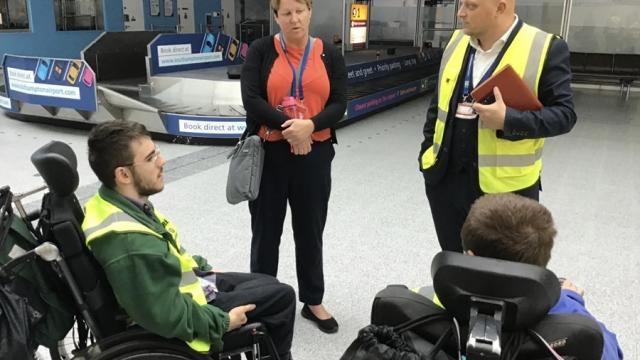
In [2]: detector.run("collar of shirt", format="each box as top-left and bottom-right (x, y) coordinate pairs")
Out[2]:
(124, 196), (155, 219)
(469, 15), (519, 54)
(468, 15), (519, 87)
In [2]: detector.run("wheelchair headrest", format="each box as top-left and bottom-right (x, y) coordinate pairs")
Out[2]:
(431, 251), (560, 331)
(30, 141), (79, 197)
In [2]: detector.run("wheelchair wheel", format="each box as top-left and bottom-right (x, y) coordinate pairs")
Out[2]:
(92, 339), (211, 360)
(50, 318), (108, 360)
(51, 326), (212, 360)
(92, 339), (210, 359)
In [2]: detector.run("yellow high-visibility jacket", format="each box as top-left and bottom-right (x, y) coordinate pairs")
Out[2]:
(82, 187), (227, 353)
(420, 23), (554, 193)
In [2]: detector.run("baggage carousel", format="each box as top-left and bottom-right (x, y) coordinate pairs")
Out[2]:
(1, 32), (441, 144)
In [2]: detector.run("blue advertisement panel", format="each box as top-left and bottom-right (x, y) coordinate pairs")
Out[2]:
(149, 33), (247, 76)
(347, 79), (429, 119)
(347, 54), (425, 84)
(160, 113), (246, 139)
(2, 55), (97, 112)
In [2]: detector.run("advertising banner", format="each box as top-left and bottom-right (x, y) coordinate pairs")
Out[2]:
(149, 33), (247, 76)
(347, 79), (426, 119)
(3, 55), (97, 112)
(346, 55), (423, 84)
(160, 112), (246, 138)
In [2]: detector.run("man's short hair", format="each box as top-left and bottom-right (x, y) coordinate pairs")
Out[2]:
(461, 193), (556, 267)
(87, 121), (150, 188)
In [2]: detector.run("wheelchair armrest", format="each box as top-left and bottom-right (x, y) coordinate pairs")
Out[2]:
(85, 323), (276, 359)
(220, 322), (267, 351)
(102, 323), (268, 350)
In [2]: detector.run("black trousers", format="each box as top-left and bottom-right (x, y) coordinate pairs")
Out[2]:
(424, 167), (539, 252)
(249, 140), (334, 305)
(210, 272), (296, 359)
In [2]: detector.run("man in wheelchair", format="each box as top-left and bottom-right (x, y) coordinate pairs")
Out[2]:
(364, 193), (623, 360)
(82, 121), (295, 360)
(458, 193), (622, 359)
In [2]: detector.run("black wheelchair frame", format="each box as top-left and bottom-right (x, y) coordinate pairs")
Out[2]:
(0, 141), (280, 360)
(369, 252), (605, 360)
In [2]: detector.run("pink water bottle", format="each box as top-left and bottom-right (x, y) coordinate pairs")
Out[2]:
(281, 96), (303, 119)
(281, 96), (308, 152)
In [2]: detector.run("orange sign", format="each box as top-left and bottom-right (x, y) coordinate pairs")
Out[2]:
(351, 4), (368, 21)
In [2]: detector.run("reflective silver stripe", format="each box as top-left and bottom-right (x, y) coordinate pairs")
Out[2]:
(432, 109), (447, 154)
(523, 30), (549, 91)
(437, 107), (448, 123)
(438, 31), (465, 88)
(478, 148), (543, 167)
(84, 211), (140, 240)
(181, 270), (199, 287)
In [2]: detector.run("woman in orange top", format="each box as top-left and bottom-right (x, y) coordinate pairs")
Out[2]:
(240, 0), (347, 334)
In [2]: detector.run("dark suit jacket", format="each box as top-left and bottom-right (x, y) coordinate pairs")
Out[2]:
(419, 20), (577, 185)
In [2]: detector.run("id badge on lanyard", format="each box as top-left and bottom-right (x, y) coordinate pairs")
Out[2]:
(455, 102), (476, 119)
(455, 49), (499, 120)
(279, 33), (313, 103)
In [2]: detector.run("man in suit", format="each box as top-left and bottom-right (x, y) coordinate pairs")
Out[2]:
(418, 0), (576, 251)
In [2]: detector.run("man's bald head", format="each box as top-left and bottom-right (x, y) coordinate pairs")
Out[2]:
(457, 0), (517, 49)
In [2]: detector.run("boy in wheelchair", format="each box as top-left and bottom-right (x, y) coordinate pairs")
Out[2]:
(82, 121), (295, 359)
(457, 193), (622, 359)
(364, 193), (622, 360)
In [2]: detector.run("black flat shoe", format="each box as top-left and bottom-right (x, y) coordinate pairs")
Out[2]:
(301, 304), (339, 334)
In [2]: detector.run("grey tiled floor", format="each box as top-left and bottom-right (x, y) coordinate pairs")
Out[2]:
(1, 87), (638, 359)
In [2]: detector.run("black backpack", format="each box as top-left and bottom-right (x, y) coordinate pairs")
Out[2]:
(0, 186), (75, 351)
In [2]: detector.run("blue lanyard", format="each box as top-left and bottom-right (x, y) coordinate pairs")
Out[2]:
(279, 33), (312, 100)
(463, 48), (501, 100)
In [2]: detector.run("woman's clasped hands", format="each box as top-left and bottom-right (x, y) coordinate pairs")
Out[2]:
(282, 118), (314, 155)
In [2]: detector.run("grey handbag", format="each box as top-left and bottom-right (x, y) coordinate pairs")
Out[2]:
(226, 134), (265, 204)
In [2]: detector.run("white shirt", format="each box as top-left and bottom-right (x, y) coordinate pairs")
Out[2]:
(468, 15), (519, 87)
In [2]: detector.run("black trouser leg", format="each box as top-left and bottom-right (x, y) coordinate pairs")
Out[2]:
(210, 272), (296, 359)
(249, 142), (290, 277)
(425, 169), (480, 252)
(425, 168), (540, 252)
(288, 141), (334, 305)
(514, 179), (540, 201)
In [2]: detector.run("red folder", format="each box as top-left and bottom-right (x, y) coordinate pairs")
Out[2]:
(470, 64), (543, 111)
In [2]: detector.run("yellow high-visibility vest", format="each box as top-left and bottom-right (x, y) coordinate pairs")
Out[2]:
(421, 24), (554, 193)
(82, 193), (211, 353)
(415, 286), (444, 308)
